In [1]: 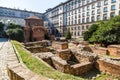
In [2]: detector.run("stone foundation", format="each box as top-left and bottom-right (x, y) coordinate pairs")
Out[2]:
(7, 43), (49, 80)
(72, 49), (98, 63)
(24, 40), (51, 47)
(56, 49), (71, 60)
(26, 46), (51, 53)
(35, 52), (54, 66)
(71, 62), (93, 76)
(108, 45), (120, 57)
(51, 56), (70, 73)
(52, 42), (68, 50)
(96, 58), (120, 76)
(91, 46), (108, 55)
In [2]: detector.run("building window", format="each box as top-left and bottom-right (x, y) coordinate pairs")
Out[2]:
(82, 7), (85, 12)
(82, 26), (84, 30)
(78, 26), (80, 30)
(110, 12), (115, 17)
(86, 17), (89, 22)
(104, 0), (108, 5)
(86, 25), (89, 29)
(82, 31), (84, 36)
(92, 4), (95, 9)
(74, 32), (76, 36)
(103, 14), (107, 20)
(92, 10), (95, 15)
(87, 12), (90, 16)
(97, 9), (101, 14)
(97, 2), (101, 7)
(86, 0), (89, 4)
(111, 0), (116, 3)
(78, 19), (81, 24)
(82, 18), (85, 23)
(87, 6), (90, 10)
(91, 16), (95, 22)
(78, 32), (80, 36)
(82, 13), (85, 17)
(97, 15), (101, 20)
(104, 7), (108, 12)
(111, 5), (115, 10)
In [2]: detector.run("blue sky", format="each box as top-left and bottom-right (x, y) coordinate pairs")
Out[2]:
(0, 0), (66, 13)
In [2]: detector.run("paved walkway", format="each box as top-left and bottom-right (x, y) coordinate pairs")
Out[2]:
(0, 38), (10, 80)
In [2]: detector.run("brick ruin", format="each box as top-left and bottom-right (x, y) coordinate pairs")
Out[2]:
(24, 41), (120, 77)
(7, 42), (49, 80)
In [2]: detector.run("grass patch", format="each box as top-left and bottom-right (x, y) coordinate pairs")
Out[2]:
(11, 41), (84, 80)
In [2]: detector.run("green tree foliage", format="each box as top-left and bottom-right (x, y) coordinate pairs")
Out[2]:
(6, 23), (24, 42)
(84, 24), (99, 41)
(84, 15), (120, 45)
(65, 29), (71, 40)
(0, 22), (5, 37)
(0, 22), (4, 31)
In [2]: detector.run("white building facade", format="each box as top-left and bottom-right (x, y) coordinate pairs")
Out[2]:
(0, 7), (42, 26)
(44, 0), (120, 38)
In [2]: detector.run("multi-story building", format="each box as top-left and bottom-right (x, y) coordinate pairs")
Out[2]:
(44, 0), (120, 38)
(0, 6), (42, 27)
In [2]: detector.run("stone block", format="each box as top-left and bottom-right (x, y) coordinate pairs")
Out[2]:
(90, 46), (108, 55)
(26, 46), (51, 53)
(52, 42), (68, 50)
(51, 57), (70, 73)
(96, 58), (120, 76)
(108, 45), (120, 57)
(72, 50), (98, 63)
(71, 62), (93, 75)
(35, 52), (54, 66)
(56, 49), (71, 60)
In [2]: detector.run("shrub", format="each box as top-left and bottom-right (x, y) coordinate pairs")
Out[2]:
(65, 29), (71, 40)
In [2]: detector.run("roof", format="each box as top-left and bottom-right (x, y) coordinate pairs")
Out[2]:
(25, 16), (42, 20)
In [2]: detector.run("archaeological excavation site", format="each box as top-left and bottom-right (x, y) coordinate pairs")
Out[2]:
(19, 40), (120, 79)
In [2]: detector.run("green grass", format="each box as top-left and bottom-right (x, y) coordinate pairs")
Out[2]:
(11, 41), (84, 80)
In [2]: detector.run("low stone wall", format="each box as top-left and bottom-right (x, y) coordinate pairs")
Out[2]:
(71, 62), (93, 76)
(24, 40), (51, 47)
(108, 45), (120, 57)
(72, 49), (97, 63)
(51, 56), (70, 73)
(96, 58), (120, 76)
(52, 41), (68, 50)
(56, 49), (71, 60)
(35, 52), (54, 66)
(26, 46), (51, 53)
(90, 46), (108, 55)
(6, 42), (49, 80)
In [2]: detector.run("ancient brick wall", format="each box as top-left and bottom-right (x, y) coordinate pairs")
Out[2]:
(96, 58), (120, 76)
(72, 50), (97, 63)
(108, 45), (120, 57)
(90, 46), (108, 55)
(51, 57), (71, 73)
(56, 49), (71, 60)
(52, 42), (68, 50)
(24, 40), (50, 47)
(26, 46), (51, 53)
(71, 62), (93, 76)
(35, 52), (54, 66)
(6, 42), (49, 80)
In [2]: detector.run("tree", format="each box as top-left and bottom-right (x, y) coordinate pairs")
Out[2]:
(6, 23), (24, 42)
(83, 24), (99, 41)
(87, 15), (120, 46)
(0, 22), (4, 31)
(0, 22), (5, 37)
(65, 29), (71, 40)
